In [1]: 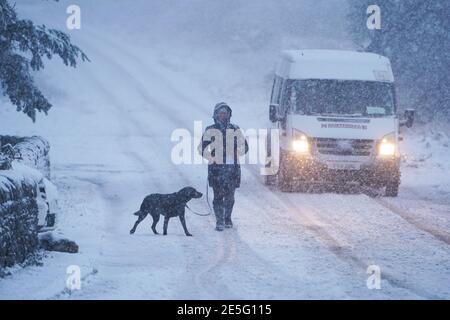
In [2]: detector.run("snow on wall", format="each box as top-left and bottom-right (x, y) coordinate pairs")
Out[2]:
(0, 163), (42, 204)
(0, 136), (51, 179)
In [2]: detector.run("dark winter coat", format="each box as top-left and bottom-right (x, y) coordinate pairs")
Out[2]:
(198, 104), (249, 189)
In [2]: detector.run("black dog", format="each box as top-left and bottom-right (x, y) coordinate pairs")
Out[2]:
(130, 187), (202, 236)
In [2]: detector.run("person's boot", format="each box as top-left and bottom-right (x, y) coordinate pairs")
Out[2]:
(214, 209), (225, 231)
(214, 205), (225, 231)
(225, 218), (233, 229)
(215, 222), (225, 232)
(224, 191), (235, 229)
(224, 207), (233, 228)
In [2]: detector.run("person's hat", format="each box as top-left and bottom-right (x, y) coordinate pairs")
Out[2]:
(213, 102), (232, 119)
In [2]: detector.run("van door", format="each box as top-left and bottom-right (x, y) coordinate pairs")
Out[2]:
(277, 78), (291, 151)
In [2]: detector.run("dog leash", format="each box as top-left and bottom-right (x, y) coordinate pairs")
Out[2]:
(185, 204), (211, 216)
(185, 181), (214, 217)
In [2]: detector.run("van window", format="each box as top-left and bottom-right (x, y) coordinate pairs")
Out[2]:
(287, 80), (396, 116)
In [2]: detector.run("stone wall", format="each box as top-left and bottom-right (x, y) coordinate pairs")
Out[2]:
(0, 135), (50, 273)
(0, 198), (39, 270)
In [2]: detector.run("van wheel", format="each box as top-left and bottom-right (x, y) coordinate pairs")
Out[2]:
(264, 159), (278, 186)
(264, 135), (278, 186)
(46, 213), (56, 227)
(297, 183), (311, 193)
(278, 155), (294, 192)
(264, 174), (277, 186)
(279, 178), (294, 192)
(279, 180), (294, 192)
(385, 179), (400, 197)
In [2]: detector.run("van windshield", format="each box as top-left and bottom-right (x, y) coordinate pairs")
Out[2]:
(285, 80), (396, 116)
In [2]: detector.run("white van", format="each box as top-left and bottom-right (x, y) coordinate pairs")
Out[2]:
(266, 50), (414, 196)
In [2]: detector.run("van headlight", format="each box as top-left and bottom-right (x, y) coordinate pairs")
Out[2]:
(292, 130), (310, 154)
(378, 133), (396, 156)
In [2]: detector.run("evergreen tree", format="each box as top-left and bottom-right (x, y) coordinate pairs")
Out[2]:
(0, 0), (88, 121)
(347, 0), (450, 122)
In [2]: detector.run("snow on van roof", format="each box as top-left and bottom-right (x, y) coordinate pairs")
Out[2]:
(277, 50), (394, 83)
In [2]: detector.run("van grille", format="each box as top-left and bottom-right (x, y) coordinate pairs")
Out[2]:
(313, 138), (374, 156)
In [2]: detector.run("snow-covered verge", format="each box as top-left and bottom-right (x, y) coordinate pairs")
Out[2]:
(401, 125), (450, 195)
(385, 125), (450, 241)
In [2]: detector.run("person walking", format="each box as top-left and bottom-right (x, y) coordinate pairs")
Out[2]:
(198, 102), (248, 231)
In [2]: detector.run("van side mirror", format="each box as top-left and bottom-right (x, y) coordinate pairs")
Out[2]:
(270, 104), (281, 123)
(400, 109), (415, 128)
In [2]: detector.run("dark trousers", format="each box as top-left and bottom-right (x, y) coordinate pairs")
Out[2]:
(212, 186), (236, 225)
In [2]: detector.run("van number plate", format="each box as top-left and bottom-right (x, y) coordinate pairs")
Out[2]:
(327, 162), (360, 170)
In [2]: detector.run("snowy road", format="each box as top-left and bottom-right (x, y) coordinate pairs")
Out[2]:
(1, 0), (449, 299)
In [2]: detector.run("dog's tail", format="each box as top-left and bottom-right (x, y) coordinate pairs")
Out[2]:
(133, 210), (141, 216)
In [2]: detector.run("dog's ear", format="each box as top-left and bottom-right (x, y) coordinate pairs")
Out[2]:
(178, 187), (189, 194)
(178, 187), (194, 201)
(179, 187), (202, 201)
